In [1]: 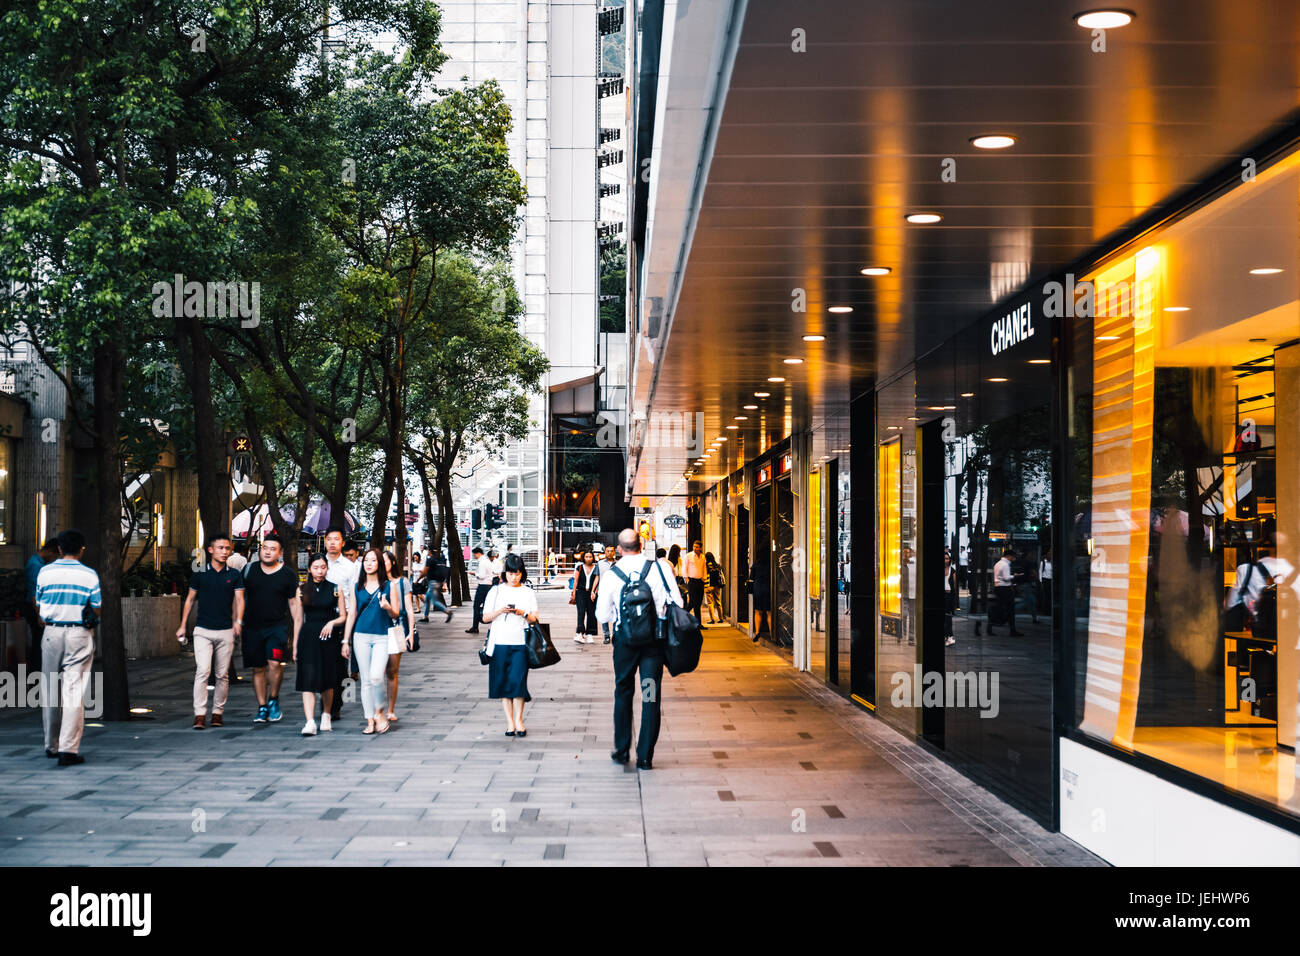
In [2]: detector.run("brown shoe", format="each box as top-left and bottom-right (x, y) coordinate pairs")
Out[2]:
(211, 713), (224, 728)
(193, 715), (206, 730)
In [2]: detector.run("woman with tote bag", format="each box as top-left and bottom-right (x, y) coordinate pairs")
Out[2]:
(382, 550), (417, 724)
(483, 554), (540, 737)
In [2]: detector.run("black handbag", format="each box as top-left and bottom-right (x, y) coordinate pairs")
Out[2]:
(525, 621), (561, 669)
(478, 635), (491, 665)
(653, 562), (703, 676)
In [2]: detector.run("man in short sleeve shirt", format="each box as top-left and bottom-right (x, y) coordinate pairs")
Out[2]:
(176, 534), (244, 729)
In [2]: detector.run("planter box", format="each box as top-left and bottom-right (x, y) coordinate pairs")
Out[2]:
(121, 594), (183, 660)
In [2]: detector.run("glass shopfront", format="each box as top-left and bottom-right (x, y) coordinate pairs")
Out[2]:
(1066, 150), (1300, 820)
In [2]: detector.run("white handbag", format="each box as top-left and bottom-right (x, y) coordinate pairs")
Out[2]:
(386, 579), (407, 653)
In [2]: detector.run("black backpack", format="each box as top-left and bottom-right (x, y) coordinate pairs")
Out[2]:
(611, 563), (658, 646)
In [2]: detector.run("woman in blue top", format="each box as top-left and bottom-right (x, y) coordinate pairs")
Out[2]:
(343, 548), (395, 735)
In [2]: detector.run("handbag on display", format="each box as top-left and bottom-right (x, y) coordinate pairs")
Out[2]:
(525, 621), (561, 669)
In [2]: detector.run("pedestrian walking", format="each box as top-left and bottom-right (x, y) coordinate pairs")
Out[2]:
(483, 553), (539, 737)
(704, 551), (725, 624)
(35, 529), (102, 766)
(596, 545), (617, 643)
(421, 550), (453, 623)
(343, 548), (394, 734)
(410, 551), (425, 616)
(242, 534), (303, 724)
(682, 539), (707, 625)
(176, 533), (245, 729)
(596, 528), (682, 770)
(573, 550), (599, 643)
(990, 547), (1023, 636)
(322, 527), (358, 723)
(490, 548), (504, 584)
(22, 539), (57, 663)
(748, 558), (771, 642)
(1038, 548), (1053, 616)
(466, 546), (492, 634)
(944, 551), (958, 647)
(293, 554), (347, 735)
(382, 550), (416, 723)
(667, 544), (684, 592)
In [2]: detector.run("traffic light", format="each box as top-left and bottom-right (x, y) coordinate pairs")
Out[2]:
(485, 504), (506, 529)
(472, 508), (482, 530)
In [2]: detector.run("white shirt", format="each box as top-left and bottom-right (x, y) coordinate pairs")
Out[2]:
(491, 557), (504, 579)
(1227, 559), (1278, 611)
(226, 553), (248, 572)
(474, 556), (494, 585)
(484, 583), (538, 654)
(595, 553), (683, 626)
(325, 554), (359, 610)
(994, 557), (1014, 588)
(683, 551), (707, 579)
(1039, 559), (1053, 581)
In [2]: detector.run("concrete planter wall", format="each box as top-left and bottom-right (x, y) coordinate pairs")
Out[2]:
(121, 594), (182, 660)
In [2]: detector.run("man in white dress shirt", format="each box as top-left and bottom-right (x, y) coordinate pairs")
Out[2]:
(324, 527), (359, 723)
(596, 529), (683, 770)
(991, 547), (1022, 636)
(466, 547), (493, 634)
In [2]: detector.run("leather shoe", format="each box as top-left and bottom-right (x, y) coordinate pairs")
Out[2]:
(464, 627), (479, 634)
(212, 713), (224, 727)
(57, 752), (85, 767)
(636, 759), (653, 770)
(45, 748), (58, 759)
(193, 715), (206, 730)
(610, 750), (629, 764)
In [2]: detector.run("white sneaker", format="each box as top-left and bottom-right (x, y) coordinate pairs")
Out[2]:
(302, 719), (318, 736)
(320, 713), (332, 732)
(945, 637), (956, 646)
(584, 635), (595, 644)
(574, 635), (585, 643)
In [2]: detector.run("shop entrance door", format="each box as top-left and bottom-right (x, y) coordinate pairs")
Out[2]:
(774, 474), (795, 647)
(735, 504), (749, 625)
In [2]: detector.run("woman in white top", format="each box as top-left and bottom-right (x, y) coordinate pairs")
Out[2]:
(483, 553), (540, 737)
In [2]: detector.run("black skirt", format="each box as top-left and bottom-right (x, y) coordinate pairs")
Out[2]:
(488, 644), (531, 701)
(296, 617), (343, 693)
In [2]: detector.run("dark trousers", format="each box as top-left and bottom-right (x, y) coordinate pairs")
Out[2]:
(686, 578), (705, 623)
(424, 584), (448, 617)
(19, 603), (43, 662)
(993, 586), (1019, 633)
(576, 594), (597, 634)
(613, 639), (665, 764)
(329, 624), (346, 718)
(471, 584), (491, 631)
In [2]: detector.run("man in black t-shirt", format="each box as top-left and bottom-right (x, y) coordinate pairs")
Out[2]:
(242, 536), (303, 724)
(176, 534), (245, 730)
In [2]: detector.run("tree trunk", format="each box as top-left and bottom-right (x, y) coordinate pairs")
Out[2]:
(394, 466), (408, 572)
(438, 468), (468, 605)
(94, 342), (130, 721)
(180, 318), (228, 539)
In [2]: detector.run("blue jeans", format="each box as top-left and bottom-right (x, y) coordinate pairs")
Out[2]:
(352, 631), (389, 718)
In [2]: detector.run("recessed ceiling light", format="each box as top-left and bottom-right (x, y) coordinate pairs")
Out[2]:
(783, 358), (803, 365)
(767, 376), (785, 383)
(907, 416), (920, 421)
(1250, 267), (1283, 275)
(1028, 359), (1050, 365)
(743, 404), (758, 410)
(802, 334), (826, 342)
(828, 306), (853, 314)
(860, 267), (891, 276)
(715, 436), (727, 442)
(987, 377), (1009, 383)
(754, 391), (771, 398)
(734, 415), (748, 420)
(970, 134), (1016, 150)
(886, 425), (902, 431)
(1073, 9), (1135, 29)
(1163, 306), (1189, 312)
(906, 212), (942, 224)
(1096, 335), (1120, 341)
(960, 392), (975, 398)
(130, 707), (152, 714)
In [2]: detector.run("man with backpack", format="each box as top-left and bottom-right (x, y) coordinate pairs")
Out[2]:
(595, 528), (683, 770)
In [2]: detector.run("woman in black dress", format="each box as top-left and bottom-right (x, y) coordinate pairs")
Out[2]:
(749, 559), (771, 642)
(294, 554), (347, 736)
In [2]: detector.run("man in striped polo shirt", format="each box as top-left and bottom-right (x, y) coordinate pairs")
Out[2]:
(36, 529), (102, 766)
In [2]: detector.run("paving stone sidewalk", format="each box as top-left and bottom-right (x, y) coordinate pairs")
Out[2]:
(0, 589), (1102, 866)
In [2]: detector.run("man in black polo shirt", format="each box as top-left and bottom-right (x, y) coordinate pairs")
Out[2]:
(242, 535), (302, 724)
(176, 533), (245, 729)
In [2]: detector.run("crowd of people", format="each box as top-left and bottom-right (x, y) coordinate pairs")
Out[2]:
(28, 523), (719, 773)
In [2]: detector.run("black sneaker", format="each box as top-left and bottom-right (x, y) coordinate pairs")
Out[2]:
(57, 752), (85, 767)
(254, 705), (269, 724)
(610, 750), (629, 765)
(636, 759), (653, 770)
(45, 748), (58, 759)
